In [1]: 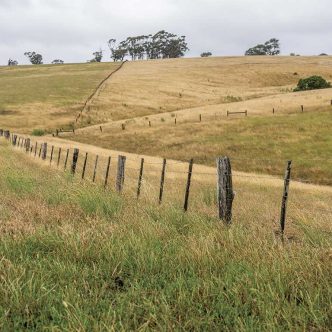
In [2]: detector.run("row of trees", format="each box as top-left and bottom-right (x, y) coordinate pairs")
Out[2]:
(8, 37), (329, 65)
(107, 30), (189, 62)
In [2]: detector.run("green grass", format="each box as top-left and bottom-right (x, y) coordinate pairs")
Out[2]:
(70, 110), (332, 185)
(0, 141), (331, 330)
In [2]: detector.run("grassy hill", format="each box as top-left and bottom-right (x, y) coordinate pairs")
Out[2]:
(0, 140), (331, 330)
(0, 62), (120, 132)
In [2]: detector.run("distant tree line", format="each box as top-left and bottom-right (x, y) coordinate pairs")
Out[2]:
(245, 38), (280, 56)
(108, 30), (189, 61)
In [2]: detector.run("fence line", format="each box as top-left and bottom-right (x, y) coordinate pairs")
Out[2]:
(57, 101), (332, 137)
(1, 131), (331, 239)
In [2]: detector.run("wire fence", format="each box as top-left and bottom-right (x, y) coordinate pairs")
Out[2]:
(1, 130), (332, 239)
(57, 100), (332, 137)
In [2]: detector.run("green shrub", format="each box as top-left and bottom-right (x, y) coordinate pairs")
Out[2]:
(31, 129), (45, 136)
(294, 76), (331, 92)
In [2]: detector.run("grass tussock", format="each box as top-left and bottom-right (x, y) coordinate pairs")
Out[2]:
(0, 141), (331, 330)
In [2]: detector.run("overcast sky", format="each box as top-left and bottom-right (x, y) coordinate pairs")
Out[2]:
(0, 0), (331, 65)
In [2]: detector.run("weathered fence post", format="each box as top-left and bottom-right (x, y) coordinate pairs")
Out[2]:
(92, 155), (99, 182)
(175, 118), (177, 125)
(34, 142), (38, 157)
(184, 159), (194, 212)
(273, 108), (275, 114)
(0, 129), (3, 136)
(13, 135), (17, 146)
(199, 114), (202, 122)
(121, 124), (125, 130)
(301, 105), (304, 112)
(280, 161), (292, 236)
(38, 145), (42, 158)
(216, 157), (234, 224)
(159, 158), (167, 204)
(116, 156), (126, 192)
(137, 158), (145, 199)
(71, 148), (79, 174)
(57, 148), (62, 167)
(25, 138), (30, 153)
(149, 121), (151, 127)
(4, 130), (10, 140)
(104, 156), (111, 188)
(82, 152), (88, 179)
(50, 145), (54, 164)
(64, 149), (69, 170)
(41, 143), (47, 160)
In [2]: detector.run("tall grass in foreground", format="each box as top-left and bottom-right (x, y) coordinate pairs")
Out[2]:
(0, 142), (331, 331)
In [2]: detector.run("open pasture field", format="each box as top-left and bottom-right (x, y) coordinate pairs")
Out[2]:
(0, 62), (120, 132)
(83, 56), (332, 123)
(1, 139), (332, 330)
(67, 109), (332, 185)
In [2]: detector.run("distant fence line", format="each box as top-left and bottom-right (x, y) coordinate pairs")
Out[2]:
(2, 130), (323, 239)
(57, 100), (332, 137)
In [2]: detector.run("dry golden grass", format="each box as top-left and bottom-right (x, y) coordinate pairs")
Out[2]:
(84, 56), (332, 123)
(0, 62), (121, 133)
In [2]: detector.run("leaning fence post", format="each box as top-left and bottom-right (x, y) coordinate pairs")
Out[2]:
(50, 145), (54, 164)
(34, 142), (38, 157)
(184, 159), (194, 211)
(116, 155), (126, 192)
(137, 158), (145, 199)
(92, 155), (99, 182)
(38, 145), (42, 158)
(64, 149), (69, 170)
(82, 152), (88, 179)
(216, 157), (234, 224)
(280, 161), (292, 236)
(71, 148), (79, 174)
(57, 147), (62, 167)
(104, 156), (111, 188)
(159, 158), (167, 204)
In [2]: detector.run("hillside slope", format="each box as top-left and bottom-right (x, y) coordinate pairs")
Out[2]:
(0, 139), (331, 330)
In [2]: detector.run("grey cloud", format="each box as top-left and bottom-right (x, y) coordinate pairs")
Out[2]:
(0, 0), (331, 65)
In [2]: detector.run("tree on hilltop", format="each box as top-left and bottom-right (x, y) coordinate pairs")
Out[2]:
(24, 52), (43, 64)
(8, 59), (18, 66)
(89, 50), (103, 62)
(245, 38), (280, 56)
(201, 52), (212, 57)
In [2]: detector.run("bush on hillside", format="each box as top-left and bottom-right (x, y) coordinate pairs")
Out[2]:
(294, 76), (331, 92)
(31, 129), (45, 136)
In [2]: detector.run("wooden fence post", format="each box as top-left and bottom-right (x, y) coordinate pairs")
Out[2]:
(149, 121), (151, 127)
(137, 158), (144, 199)
(116, 155), (126, 192)
(71, 148), (79, 174)
(64, 149), (69, 170)
(104, 156), (111, 188)
(50, 145), (54, 164)
(184, 159), (194, 211)
(57, 148), (62, 167)
(25, 138), (30, 153)
(38, 145), (42, 158)
(122, 124), (125, 130)
(159, 158), (167, 204)
(280, 161), (292, 236)
(273, 108), (275, 114)
(82, 152), (88, 179)
(301, 105), (304, 112)
(175, 118), (177, 125)
(216, 157), (234, 224)
(42, 143), (48, 160)
(92, 155), (99, 182)
(199, 114), (202, 122)
(12, 135), (17, 146)
(34, 142), (38, 157)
